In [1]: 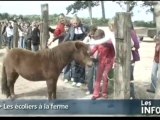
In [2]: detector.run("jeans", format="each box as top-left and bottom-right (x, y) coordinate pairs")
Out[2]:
(32, 44), (39, 51)
(64, 61), (85, 83)
(85, 61), (98, 93)
(63, 63), (72, 81)
(72, 62), (85, 84)
(7, 36), (13, 49)
(130, 62), (135, 98)
(0, 35), (2, 48)
(150, 61), (160, 91)
(25, 39), (31, 50)
(19, 36), (25, 48)
(2, 35), (7, 46)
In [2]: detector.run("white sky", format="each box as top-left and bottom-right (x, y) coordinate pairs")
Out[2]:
(0, 1), (153, 22)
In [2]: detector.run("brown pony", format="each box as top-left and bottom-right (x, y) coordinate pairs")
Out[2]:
(1, 41), (93, 100)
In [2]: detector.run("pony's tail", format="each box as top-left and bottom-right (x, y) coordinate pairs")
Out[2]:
(1, 65), (10, 98)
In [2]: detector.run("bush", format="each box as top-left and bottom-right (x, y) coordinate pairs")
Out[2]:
(0, 12), (156, 28)
(81, 18), (109, 26)
(134, 21), (156, 28)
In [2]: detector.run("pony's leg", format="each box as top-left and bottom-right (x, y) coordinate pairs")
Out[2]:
(52, 79), (58, 99)
(46, 80), (54, 101)
(7, 72), (19, 100)
(46, 79), (58, 100)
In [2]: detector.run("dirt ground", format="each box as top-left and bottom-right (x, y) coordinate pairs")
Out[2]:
(131, 38), (155, 99)
(0, 31), (156, 100)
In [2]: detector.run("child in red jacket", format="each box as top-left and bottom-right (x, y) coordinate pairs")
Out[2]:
(90, 29), (115, 100)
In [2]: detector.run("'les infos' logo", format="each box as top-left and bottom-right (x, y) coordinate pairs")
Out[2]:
(141, 100), (160, 115)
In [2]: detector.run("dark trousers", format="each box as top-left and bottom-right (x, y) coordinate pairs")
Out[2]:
(63, 61), (85, 83)
(7, 36), (13, 49)
(32, 44), (39, 51)
(58, 37), (64, 44)
(130, 62), (135, 98)
(72, 62), (85, 83)
(63, 63), (72, 80)
(25, 39), (31, 50)
(2, 35), (7, 46)
(63, 61), (75, 80)
(85, 60), (98, 93)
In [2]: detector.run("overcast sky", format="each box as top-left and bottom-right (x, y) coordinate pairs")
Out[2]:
(0, 1), (153, 22)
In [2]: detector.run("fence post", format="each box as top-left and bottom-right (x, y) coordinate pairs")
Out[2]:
(0, 23), (2, 49)
(13, 22), (19, 48)
(39, 22), (43, 50)
(114, 12), (132, 99)
(41, 4), (49, 49)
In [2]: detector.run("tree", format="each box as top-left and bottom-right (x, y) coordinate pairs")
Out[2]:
(66, 1), (99, 15)
(88, 1), (93, 25)
(101, 1), (105, 19)
(0, 13), (2, 19)
(66, 1), (99, 25)
(3, 13), (9, 19)
(113, 1), (137, 15)
(141, 1), (158, 24)
(19, 15), (23, 20)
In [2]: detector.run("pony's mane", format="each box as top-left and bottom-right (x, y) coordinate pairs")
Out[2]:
(36, 48), (55, 59)
(35, 42), (74, 67)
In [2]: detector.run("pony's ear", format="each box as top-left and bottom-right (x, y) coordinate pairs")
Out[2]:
(75, 41), (86, 50)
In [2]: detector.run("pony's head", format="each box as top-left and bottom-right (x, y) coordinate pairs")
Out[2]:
(73, 41), (93, 67)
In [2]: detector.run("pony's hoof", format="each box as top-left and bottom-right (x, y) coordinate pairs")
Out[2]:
(10, 95), (16, 101)
(48, 98), (53, 101)
(48, 99), (51, 101)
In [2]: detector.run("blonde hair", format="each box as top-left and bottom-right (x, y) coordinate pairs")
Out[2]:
(94, 29), (105, 38)
(71, 15), (81, 25)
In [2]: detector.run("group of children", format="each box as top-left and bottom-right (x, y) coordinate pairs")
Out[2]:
(47, 13), (140, 100)
(59, 20), (115, 100)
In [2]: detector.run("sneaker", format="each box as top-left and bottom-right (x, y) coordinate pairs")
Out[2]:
(72, 82), (76, 86)
(91, 95), (101, 100)
(85, 91), (91, 95)
(76, 82), (82, 87)
(64, 79), (69, 83)
(146, 89), (155, 93)
(71, 78), (74, 82)
(130, 97), (133, 100)
(102, 94), (107, 98)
